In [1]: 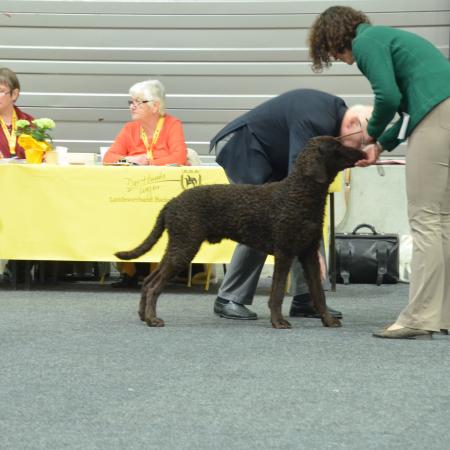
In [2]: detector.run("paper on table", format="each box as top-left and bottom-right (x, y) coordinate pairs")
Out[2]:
(0, 157), (26, 164)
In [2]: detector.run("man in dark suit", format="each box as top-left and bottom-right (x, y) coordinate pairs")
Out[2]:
(210, 89), (373, 320)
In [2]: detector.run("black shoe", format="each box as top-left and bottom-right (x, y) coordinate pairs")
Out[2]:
(289, 293), (342, 319)
(111, 273), (139, 288)
(214, 297), (257, 320)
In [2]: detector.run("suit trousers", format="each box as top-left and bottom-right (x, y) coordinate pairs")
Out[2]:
(218, 241), (331, 305)
(396, 98), (450, 332)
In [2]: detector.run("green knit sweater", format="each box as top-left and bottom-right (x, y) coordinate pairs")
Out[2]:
(353, 24), (450, 150)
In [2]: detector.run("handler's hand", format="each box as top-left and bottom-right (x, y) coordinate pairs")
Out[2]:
(356, 143), (383, 167)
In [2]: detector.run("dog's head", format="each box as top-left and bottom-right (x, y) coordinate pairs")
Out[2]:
(301, 136), (367, 183)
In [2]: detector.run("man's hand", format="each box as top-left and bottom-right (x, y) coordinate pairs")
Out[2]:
(356, 143), (383, 167)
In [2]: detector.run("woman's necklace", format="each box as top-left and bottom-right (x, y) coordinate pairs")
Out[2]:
(0, 109), (18, 155)
(140, 115), (165, 160)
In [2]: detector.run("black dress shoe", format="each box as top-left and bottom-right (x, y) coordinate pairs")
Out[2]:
(214, 297), (257, 320)
(112, 273), (139, 288)
(289, 294), (342, 319)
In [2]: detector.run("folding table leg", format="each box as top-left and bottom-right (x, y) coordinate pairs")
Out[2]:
(24, 261), (32, 290)
(10, 260), (17, 290)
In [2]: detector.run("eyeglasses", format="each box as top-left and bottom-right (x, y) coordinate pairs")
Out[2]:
(337, 118), (366, 149)
(337, 129), (362, 140)
(0, 91), (11, 97)
(128, 99), (150, 107)
(337, 129), (364, 149)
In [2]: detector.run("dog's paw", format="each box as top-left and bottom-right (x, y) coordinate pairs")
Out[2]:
(146, 317), (165, 327)
(272, 319), (292, 329)
(322, 316), (341, 328)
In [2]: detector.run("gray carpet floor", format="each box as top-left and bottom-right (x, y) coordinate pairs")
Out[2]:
(1, 281), (449, 450)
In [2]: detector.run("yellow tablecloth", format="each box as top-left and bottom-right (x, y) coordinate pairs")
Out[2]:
(0, 163), (340, 263)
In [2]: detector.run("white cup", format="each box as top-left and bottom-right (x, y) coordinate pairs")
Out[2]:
(55, 146), (69, 165)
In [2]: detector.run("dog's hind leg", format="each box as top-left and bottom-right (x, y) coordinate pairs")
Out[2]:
(138, 265), (164, 321)
(142, 241), (203, 327)
(269, 254), (294, 329)
(300, 250), (341, 328)
(142, 260), (173, 327)
(138, 288), (147, 322)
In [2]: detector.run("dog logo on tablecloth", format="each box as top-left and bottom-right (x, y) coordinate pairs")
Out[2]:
(181, 173), (202, 190)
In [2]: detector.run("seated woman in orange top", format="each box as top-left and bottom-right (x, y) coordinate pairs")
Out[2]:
(107, 79), (188, 288)
(103, 79), (187, 166)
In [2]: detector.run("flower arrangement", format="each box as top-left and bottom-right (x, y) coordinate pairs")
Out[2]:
(16, 118), (56, 163)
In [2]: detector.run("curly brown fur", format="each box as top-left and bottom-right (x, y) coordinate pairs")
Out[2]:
(116, 136), (366, 328)
(308, 6), (370, 72)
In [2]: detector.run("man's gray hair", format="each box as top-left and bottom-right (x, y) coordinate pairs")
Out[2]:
(347, 104), (373, 132)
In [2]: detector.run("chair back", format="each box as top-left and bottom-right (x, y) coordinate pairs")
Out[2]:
(186, 148), (202, 166)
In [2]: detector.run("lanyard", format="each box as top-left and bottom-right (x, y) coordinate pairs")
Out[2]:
(0, 109), (18, 155)
(140, 116), (165, 160)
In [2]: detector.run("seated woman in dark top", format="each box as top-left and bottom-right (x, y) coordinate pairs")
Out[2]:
(0, 67), (34, 159)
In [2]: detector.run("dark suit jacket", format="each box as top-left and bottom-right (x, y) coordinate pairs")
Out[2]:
(210, 89), (347, 184)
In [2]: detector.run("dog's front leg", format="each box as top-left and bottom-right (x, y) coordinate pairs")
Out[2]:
(300, 250), (341, 328)
(269, 254), (293, 329)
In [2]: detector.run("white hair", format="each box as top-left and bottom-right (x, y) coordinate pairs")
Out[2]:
(347, 104), (373, 132)
(129, 79), (166, 114)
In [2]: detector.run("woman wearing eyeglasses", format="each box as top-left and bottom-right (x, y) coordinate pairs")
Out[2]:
(308, 6), (450, 339)
(105, 79), (189, 287)
(0, 67), (34, 159)
(103, 79), (187, 166)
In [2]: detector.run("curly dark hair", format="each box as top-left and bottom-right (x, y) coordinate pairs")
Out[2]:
(308, 6), (371, 72)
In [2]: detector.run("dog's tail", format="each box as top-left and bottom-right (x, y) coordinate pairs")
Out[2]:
(115, 207), (166, 260)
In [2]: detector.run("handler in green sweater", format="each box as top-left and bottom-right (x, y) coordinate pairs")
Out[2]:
(308, 6), (450, 340)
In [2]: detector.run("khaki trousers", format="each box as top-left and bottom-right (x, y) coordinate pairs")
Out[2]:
(397, 98), (450, 331)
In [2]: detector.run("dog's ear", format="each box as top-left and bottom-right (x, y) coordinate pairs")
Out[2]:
(302, 136), (337, 183)
(304, 157), (328, 183)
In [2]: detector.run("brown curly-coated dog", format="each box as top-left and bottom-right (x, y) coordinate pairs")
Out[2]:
(116, 136), (365, 328)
